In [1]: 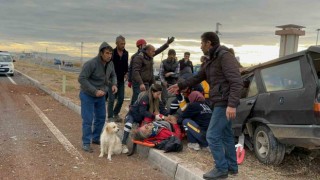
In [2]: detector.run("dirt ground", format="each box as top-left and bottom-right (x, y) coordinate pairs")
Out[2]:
(14, 61), (320, 179)
(0, 75), (170, 180)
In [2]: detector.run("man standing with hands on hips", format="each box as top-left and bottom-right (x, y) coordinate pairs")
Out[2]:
(168, 32), (243, 179)
(78, 42), (118, 153)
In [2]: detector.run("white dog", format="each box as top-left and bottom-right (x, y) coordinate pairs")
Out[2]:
(99, 122), (127, 160)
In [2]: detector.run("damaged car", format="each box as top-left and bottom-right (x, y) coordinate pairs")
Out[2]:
(234, 46), (320, 165)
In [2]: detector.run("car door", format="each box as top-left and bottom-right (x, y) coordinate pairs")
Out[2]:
(259, 58), (314, 125)
(233, 73), (258, 136)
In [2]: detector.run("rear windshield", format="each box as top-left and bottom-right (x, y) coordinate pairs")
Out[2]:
(310, 52), (320, 83)
(0, 55), (12, 62)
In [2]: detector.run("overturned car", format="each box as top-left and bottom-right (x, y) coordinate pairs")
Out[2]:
(234, 46), (320, 165)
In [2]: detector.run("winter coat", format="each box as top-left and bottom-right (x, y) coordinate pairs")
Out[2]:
(131, 50), (155, 85)
(178, 45), (243, 108)
(128, 43), (169, 83)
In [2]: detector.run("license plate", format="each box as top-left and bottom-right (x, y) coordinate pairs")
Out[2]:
(0, 69), (5, 71)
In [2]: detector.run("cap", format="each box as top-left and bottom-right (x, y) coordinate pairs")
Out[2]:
(136, 39), (147, 47)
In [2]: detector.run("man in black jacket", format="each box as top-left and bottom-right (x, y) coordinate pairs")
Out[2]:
(168, 32), (243, 179)
(108, 35), (128, 122)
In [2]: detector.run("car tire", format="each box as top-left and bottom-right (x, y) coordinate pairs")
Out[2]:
(253, 125), (285, 165)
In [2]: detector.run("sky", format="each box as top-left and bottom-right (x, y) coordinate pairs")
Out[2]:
(0, 0), (319, 65)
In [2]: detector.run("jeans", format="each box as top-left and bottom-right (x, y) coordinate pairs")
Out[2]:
(130, 82), (150, 105)
(130, 82), (140, 105)
(183, 119), (208, 147)
(108, 81), (124, 118)
(206, 106), (238, 172)
(80, 91), (106, 145)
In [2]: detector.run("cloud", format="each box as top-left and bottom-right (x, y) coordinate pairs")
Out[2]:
(0, 0), (319, 64)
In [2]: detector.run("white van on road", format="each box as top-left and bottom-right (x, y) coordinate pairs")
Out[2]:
(0, 52), (15, 76)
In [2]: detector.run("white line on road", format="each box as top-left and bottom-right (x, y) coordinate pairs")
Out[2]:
(23, 95), (85, 164)
(7, 75), (17, 85)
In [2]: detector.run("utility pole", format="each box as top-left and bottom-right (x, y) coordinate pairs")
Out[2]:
(216, 22), (222, 36)
(81, 42), (83, 65)
(316, 29), (320, 45)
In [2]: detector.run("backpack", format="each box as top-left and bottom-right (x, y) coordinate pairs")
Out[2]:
(154, 136), (183, 153)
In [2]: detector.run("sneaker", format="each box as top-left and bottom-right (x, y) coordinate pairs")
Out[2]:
(92, 140), (100, 145)
(82, 144), (93, 153)
(114, 115), (123, 122)
(228, 169), (238, 175)
(187, 143), (200, 151)
(122, 144), (129, 154)
(203, 146), (211, 152)
(203, 168), (228, 179)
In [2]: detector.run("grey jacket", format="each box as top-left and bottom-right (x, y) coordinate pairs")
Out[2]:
(78, 42), (117, 97)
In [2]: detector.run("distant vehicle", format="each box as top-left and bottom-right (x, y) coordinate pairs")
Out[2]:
(64, 62), (73, 67)
(54, 58), (61, 65)
(0, 52), (15, 76)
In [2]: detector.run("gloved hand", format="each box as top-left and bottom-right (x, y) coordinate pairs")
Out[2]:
(155, 114), (164, 121)
(167, 37), (175, 44)
(128, 82), (132, 88)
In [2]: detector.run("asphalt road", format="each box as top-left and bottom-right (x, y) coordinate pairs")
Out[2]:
(0, 74), (169, 179)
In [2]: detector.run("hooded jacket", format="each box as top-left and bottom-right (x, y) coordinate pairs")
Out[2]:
(78, 42), (117, 97)
(178, 45), (243, 108)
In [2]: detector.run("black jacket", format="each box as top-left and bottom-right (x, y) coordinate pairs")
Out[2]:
(112, 48), (128, 82)
(128, 94), (168, 123)
(178, 46), (243, 108)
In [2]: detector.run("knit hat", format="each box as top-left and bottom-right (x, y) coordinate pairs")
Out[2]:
(136, 39), (147, 47)
(188, 91), (205, 103)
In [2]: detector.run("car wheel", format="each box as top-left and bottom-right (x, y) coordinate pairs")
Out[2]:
(253, 125), (285, 165)
(10, 73), (14, 76)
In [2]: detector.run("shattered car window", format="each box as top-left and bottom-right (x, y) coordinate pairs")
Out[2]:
(261, 60), (303, 91)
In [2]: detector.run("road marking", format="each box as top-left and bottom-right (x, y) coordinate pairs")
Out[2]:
(7, 75), (17, 85)
(23, 95), (85, 164)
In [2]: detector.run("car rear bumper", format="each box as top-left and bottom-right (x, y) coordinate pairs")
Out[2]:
(269, 124), (320, 149)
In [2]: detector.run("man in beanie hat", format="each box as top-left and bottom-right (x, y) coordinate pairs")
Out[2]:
(78, 42), (118, 152)
(159, 49), (180, 104)
(129, 37), (175, 105)
(168, 32), (243, 179)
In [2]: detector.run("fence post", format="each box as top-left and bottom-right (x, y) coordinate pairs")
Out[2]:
(62, 75), (66, 94)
